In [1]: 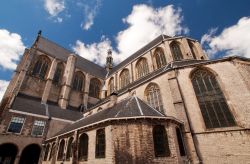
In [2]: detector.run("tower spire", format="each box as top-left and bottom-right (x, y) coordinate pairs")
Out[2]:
(106, 49), (113, 72)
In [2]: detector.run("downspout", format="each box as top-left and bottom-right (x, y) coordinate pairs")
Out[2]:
(40, 102), (52, 163)
(174, 69), (203, 164)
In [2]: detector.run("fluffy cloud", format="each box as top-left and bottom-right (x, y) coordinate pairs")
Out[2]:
(73, 36), (119, 66)
(0, 80), (9, 102)
(201, 17), (250, 58)
(44, 0), (65, 17)
(73, 4), (188, 66)
(80, 0), (102, 30)
(0, 29), (25, 70)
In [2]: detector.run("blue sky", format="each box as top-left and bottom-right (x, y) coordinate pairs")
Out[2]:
(0, 0), (250, 100)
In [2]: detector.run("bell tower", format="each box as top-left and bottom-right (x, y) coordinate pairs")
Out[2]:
(106, 49), (113, 72)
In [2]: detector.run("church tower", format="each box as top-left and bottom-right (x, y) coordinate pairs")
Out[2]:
(105, 49), (113, 72)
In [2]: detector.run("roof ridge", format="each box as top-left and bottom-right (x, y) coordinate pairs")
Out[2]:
(38, 36), (106, 71)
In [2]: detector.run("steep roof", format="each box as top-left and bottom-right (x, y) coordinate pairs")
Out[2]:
(54, 96), (166, 136)
(11, 94), (83, 121)
(36, 36), (107, 78)
(109, 35), (170, 75)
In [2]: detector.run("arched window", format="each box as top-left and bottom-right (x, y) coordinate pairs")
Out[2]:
(78, 133), (88, 161)
(57, 139), (65, 161)
(95, 128), (105, 158)
(154, 48), (167, 69)
(176, 127), (186, 156)
(43, 144), (50, 161)
(119, 69), (130, 89)
(32, 55), (50, 79)
(53, 62), (64, 85)
(191, 69), (236, 128)
(89, 78), (101, 99)
(189, 42), (198, 59)
(170, 41), (183, 61)
(153, 125), (170, 157)
(136, 58), (149, 79)
(49, 143), (55, 160)
(108, 77), (114, 95)
(145, 83), (164, 113)
(72, 72), (85, 92)
(66, 137), (74, 161)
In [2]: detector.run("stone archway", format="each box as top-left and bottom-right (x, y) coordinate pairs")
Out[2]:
(19, 144), (41, 164)
(0, 143), (18, 164)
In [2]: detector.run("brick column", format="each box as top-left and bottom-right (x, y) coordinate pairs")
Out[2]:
(58, 54), (76, 109)
(42, 58), (57, 103)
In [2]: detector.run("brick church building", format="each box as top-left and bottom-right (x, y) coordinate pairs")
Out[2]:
(0, 32), (250, 164)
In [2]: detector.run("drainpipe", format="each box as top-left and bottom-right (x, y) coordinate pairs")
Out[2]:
(40, 102), (52, 163)
(174, 69), (203, 164)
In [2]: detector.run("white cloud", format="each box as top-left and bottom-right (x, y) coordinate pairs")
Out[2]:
(201, 17), (250, 58)
(0, 80), (9, 102)
(73, 36), (119, 66)
(81, 0), (102, 30)
(44, 0), (65, 17)
(0, 29), (25, 70)
(73, 4), (188, 66)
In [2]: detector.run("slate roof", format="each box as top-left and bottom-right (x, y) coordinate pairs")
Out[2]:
(109, 35), (170, 75)
(36, 36), (107, 78)
(11, 95), (83, 121)
(54, 96), (166, 136)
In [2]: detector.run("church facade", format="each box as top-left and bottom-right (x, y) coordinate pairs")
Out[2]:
(0, 32), (250, 164)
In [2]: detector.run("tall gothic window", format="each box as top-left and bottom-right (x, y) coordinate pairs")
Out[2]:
(108, 77), (114, 95)
(43, 144), (50, 161)
(57, 139), (65, 161)
(189, 42), (198, 59)
(66, 137), (74, 161)
(154, 48), (167, 69)
(78, 133), (88, 161)
(145, 83), (164, 113)
(72, 72), (85, 92)
(136, 58), (149, 79)
(176, 127), (186, 156)
(119, 69), (130, 89)
(89, 78), (101, 99)
(95, 128), (105, 158)
(153, 125), (170, 157)
(49, 143), (55, 160)
(32, 55), (50, 79)
(53, 63), (64, 85)
(170, 41), (183, 61)
(191, 69), (236, 128)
